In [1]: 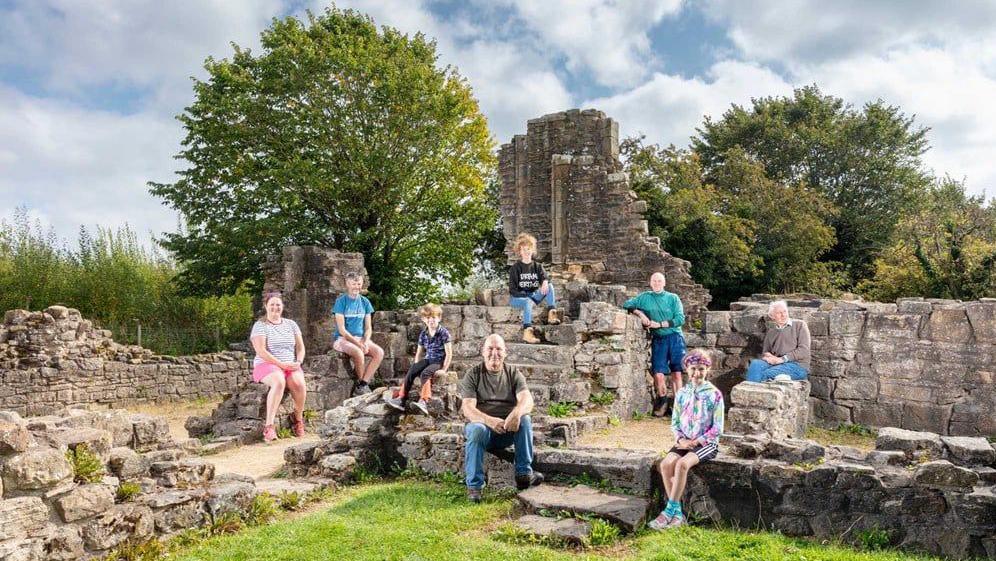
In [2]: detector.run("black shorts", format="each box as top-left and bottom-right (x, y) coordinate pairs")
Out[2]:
(667, 442), (718, 463)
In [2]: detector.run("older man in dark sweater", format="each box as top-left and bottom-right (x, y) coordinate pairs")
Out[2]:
(745, 300), (810, 382)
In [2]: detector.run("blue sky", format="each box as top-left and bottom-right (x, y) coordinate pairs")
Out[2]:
(3, 0), (996, 245)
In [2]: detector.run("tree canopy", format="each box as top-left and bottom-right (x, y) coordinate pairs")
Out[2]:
(692, 85), (932, 282)
(151, 8), (496, 308)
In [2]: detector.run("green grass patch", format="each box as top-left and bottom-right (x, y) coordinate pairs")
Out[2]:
(66, 443), (104, 484)
(167, 481), (942, 561)
(115, 481), (142, 503)
(589, 391), (616, 406)
(806, 423), (877, 450)
(631, 410), (651, 421)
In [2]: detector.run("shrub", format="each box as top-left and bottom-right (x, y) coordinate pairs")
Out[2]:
(278, 490), (304, 511)
(277, 427), (293, 439)
(589, 391), (615, 406)
(209, 512), (245, 535)
(104, 538), (165, 561)
(547, 401), (577, 418)
(856, 527), (892, 551)
(66, 444), (104, 484)
(587, 518), (620, 547)
(245, 493), (279, 526)
(631, 410), (651, 421)
(115, 481), (142, 503)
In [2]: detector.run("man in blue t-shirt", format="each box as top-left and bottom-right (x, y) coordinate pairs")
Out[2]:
(332, 271), (384, 396)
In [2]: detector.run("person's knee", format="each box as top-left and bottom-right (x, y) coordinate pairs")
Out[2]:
(270, 377), (286, 392)
(369, 343), (384, 359)
(518, 415), (532, 431)
(464, 423), (488, 444)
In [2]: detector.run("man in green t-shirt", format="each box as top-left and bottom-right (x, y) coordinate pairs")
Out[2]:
(622, 272), (687, 417)
(459, 334), (543, 502)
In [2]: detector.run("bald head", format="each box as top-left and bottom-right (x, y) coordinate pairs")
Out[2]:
(650, 272), (666, 293)
(482, 334), (507, 371)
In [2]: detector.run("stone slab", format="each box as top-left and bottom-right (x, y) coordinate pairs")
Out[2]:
(517, 484), (651, 532)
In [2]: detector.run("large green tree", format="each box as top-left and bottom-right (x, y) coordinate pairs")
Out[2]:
(692, 85), (931, 283)
(151, 8), (496, 308)
(858, 178), (996, 301)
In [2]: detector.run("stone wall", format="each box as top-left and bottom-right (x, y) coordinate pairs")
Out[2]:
(499, 109), (710, 316)
(726, 380), (810, 440)
(0, 307), (248, 416)
(0, 407), (258, 560)
(261, 245), (367, 355)
(691, 296), (996, 437)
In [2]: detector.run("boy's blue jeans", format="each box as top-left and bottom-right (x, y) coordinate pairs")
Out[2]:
(509, 286), (556, 326)
(464, 414), (534, 489)
(746, 359), (809, 382)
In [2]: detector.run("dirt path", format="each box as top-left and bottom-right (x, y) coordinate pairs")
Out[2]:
(125, 399), (320, 480)
(209, 434), (321, 479)
(577, 418), (676, 452)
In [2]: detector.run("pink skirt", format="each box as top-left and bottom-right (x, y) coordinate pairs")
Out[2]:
(252, 363), (297, 383)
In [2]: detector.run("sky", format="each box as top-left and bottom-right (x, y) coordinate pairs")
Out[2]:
(2, 0), (996, 246)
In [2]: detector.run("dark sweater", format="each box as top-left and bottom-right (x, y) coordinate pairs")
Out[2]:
(509, 261), (546, 297)
(762, 319), (811, 370)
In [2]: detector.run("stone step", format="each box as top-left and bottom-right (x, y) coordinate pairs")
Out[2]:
(508, 363), (572, 384)
(533, 446), (657, 495)
(514, 514), (591, 545)
(255, 477), (334, 495)
(517, 484), (652, 533)
(199, 436), (240, 456)
(505, 343), (574, 366)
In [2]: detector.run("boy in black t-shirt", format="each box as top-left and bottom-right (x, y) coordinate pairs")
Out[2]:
(508, 233), (561, 343)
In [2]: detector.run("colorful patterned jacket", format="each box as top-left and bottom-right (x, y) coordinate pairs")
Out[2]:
(671, 380), (725, 446)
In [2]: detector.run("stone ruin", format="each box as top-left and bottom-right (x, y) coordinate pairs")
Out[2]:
(0, 307), (247, 416)
(499, 108), (711, 316)
(0, 407), (260, 560)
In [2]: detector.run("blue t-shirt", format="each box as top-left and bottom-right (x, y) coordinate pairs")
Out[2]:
(332, 294), (374, 339)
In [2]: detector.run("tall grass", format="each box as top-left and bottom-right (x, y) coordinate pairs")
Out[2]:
(0, 209), (252, 355)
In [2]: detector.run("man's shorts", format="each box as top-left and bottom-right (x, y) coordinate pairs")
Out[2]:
(667, 442), (718, 463)
(651, 332), (686, 374)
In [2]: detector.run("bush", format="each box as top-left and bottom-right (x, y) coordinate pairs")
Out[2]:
(245, 493), (279, 526)
(115, 481), (142, 503)
(587, 518), (621, 547)
(277, 490), (304, 511)
(547, 402), (577, 418)
(104, 538), (166, 561)
(589, 391), (615, 406)
(209, 512), (245, 535)
(856, 527), (892, 551)
(66, 444), (104, 484)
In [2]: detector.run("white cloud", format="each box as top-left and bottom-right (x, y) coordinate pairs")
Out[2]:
(0, 86), (181, 244)
(585, 60), (792, 149)
(499, 0), (683, 88)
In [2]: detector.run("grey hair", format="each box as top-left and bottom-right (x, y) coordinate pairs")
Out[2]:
(344, 271), (364, 283)
(768, 300), (789, 315)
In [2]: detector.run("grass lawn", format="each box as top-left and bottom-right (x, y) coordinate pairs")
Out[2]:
(170, 480), (942, 561)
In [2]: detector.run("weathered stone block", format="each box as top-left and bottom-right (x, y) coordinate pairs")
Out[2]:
(143, 490), (205, 534)
(965, 301), (996, 343)
(517, 484), (651, 533)
(42, 525), (84, 561)
(319, 453), (357, 480)
(731, 383), (783, 409)
(204, 480), (257, 518)
(940, 436), (996, 466)
(54, 483), (115, 523)
(925, 308), (972, 343)
(703, 311), (730, 333)
(0, 419), (32, 454)
(81, 503), (154, 551)
(130, 414), (171, 452)
(876, 427), (943, 456)
(0, 496), (49, 541)
(150, 459), (215, 488)
(913, 460), (979, 490)
(833, 377), (877, 401)
(2, 448), (73, 491)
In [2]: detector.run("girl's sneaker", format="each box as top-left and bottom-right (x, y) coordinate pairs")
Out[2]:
(292, 416), (306, 437)
(385, 397), (406, 412)
(646, 511), (672, 530)
(263, 424), (277, 443)
(666, 515), (686, 529)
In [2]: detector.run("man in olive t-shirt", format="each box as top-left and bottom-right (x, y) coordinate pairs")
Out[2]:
(460, 334), (543, 502)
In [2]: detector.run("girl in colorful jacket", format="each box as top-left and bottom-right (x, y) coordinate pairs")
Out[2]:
(648, 348), (725, 530)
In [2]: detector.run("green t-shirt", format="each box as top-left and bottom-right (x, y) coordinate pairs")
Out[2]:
(459, 363), (528, 418)
(622, 290), (685, 337)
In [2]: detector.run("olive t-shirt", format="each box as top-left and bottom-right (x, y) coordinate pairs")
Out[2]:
(459, 363), (528, 418)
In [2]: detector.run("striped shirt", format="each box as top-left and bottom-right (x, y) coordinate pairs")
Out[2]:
(250, 318), (301, 367)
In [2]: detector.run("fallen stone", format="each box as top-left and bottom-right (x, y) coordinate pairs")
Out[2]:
(514, 514), (591, 545)
(319, 453), (358, 480)
(517, 484), (651, 533)
(54, 483), (115, 523)
(0, 496), (49, 541)
(204, 480), (257, 518)
(81, 503), (154, 551)
(107, 447), (150, 479)
(0, 419), (32, 455)
(940, 436), (996, 466)
(875, 427), (943, 457)
(914, 460), (980, 490)
(2, 447), (73, 491)
(200, 436), (241, 456)
(150, 459), (215, 488)
(130, 414), (171, 452)
(143, 490), (205, 534)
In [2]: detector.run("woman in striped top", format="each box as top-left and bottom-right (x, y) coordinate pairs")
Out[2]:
(249, 292), (308, 442)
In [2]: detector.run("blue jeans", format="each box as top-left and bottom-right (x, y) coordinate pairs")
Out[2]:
(509, 286), (556, 326)
(746, 359), (809, 382)
(464, 415), (534, 489)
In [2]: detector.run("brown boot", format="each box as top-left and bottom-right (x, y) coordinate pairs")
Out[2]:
(547, 308), (563, 325)
(522, 326), (541, 344)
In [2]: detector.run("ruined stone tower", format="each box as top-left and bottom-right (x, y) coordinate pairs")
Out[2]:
(499, 108), (711, 313)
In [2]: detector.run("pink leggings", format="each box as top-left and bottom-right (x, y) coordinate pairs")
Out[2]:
(252, 362), (299, 383)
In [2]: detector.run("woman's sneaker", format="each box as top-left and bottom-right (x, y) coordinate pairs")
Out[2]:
(263, 424), (277, 443)
(646, 511), (672, 530)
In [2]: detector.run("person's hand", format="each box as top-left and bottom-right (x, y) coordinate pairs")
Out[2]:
(640, 316), (651, 327)
(504, 413), (521, 433)
(649, 321), (661, 329)
(277, 361), (296, 370)
(487, 417), (507, 434)
(661, 320), (670, 328)
(539, 284), (549, 296)
(361, 339), (370, 353)
(763, 354), (779, 365)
